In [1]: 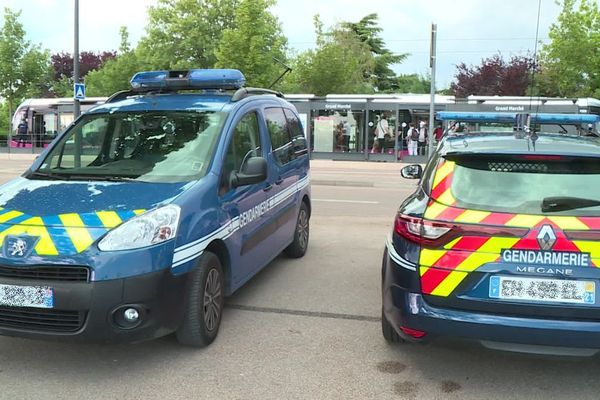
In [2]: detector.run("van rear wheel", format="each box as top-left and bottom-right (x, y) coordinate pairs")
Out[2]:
(284, 202), (309, 258)
(176, 251), (224, 347)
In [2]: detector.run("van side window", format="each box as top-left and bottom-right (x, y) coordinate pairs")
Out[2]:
(283, 108), (307, 156)
(265, 107), (294, 165)
(221, 112), (262, 194)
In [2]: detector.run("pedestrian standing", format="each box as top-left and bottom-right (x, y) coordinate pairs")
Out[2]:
(342, 120), (351, 152)
(374, 115), (389, 153)
(407, 123), (419, 156)
(418, 121), (428, 155)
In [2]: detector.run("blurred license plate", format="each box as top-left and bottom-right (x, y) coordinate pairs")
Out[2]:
(0, 284), (54, 308)
(489, 276), (595, 304)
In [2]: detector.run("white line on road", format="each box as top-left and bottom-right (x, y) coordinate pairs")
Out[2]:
(313, 198), (380, 204)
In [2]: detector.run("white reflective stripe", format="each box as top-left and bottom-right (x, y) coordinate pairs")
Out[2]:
(171, 175), (310, 268)
(386, 234), (417, 271)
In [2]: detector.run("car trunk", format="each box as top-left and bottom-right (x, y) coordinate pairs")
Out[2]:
(419, 154), (600, 320)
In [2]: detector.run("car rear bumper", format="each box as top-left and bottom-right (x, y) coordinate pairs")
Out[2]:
(383, 253), (600, 349)
(0, 269), (189, 344)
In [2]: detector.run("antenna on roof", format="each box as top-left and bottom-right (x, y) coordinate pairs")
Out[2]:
(268, 57), (292, 89)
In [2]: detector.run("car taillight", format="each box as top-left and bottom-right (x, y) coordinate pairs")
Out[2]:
(394, 213), (453, 247)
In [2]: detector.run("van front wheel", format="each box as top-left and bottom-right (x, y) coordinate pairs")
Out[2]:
(176, 252), (224, 347)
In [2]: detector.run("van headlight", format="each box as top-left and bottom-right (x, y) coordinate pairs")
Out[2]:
(98, 204), (181, 251)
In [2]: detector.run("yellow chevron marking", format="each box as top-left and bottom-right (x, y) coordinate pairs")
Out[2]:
(432, 160), (456, 189)
(0, 217), (58, 256)
(424, 202), (448, 220)
(548, 216), (589, 231)
(573, 241), (600, 264)
(133, 209), (145, 216)
(0, 210), (24, 223)
(443, 237), (462, 250)
(505, 214), (544, 228)
(437, 188), (456, 206)
(419, 249), (448, 268)
(59, 213), (94, 253)
(420, 266), (429, 276)
(431, 271), (469, 296)
(455, 209), (491, 224)
(429, 237), (520, 297)
(96, 211), (123, 229)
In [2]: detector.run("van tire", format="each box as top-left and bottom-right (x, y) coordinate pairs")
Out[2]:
(284, 202), (310, 258)
(176, 252), (224, 347)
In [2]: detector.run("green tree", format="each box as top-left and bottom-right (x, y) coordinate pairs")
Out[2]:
(394, 74), (431, 93)
(138, 0), (239, 70)
(538, 0), (600, 97)
(215, 0), (288, 87)
(0, 8), (50, 129)
(341, 14), (407, 92)
(285, 16), (375, 96)
(86, 27), (144, 96)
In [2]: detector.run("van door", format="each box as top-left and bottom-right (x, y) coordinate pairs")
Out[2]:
(263, 107), (300, 252)
(219, 111), (270, 285)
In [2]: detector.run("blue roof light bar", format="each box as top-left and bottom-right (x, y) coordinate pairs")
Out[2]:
(436, 111), (600, 125)
(130, 69), (246, 91)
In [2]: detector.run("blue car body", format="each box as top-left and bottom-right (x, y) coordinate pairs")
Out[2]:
(0, 73), (310, 344)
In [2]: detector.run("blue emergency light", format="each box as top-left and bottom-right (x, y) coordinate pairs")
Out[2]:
(130, 69), (246, 91)
(436, 111), (600, 125)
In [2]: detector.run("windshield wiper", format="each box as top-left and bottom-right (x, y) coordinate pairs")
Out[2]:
(541, 196), (600, 212)
(27, 171), (67, 180)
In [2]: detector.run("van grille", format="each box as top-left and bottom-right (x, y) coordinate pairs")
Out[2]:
(0, 307), (85, 332)
(0, 265), (90, 282)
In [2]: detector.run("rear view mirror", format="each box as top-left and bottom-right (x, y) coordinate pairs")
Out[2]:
(400, 164), (423, 179)
(232, 156), (268, 187)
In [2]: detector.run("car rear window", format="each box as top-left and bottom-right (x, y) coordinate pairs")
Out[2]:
(444, 155), (600, 216)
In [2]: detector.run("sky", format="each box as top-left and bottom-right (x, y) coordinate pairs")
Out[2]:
(0, 0), (563, 89)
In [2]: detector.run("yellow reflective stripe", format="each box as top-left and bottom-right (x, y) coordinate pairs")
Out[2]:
(476, 237), (520, 256)
(548, 216), (589, 231)
(96, 211), (123, 229)
(573, 241), (600, 262)
(419, 249), (447, 267)
(424, 202), (447, 220)
(437, 188), (456, 205)
(133, 209), (145, 216)
(505, 214), (544, 228)
(430, 271), (468, 296)
(59, 213), (94, 253)
(0, 210), (24, 223)
(443, 237), (462, 250)
(432, 160), (455, 189)
(0, 217), (58, 256)
(420, 266), (429, 276)
(454, 209), (491, 224)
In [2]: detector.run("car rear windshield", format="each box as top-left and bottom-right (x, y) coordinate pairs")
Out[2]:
(445, 155), (600, 216)
(36, 111), (225, 183)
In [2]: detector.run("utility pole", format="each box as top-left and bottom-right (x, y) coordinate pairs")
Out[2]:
(73, 0), (80, 119)
(428, 23), (437, 158)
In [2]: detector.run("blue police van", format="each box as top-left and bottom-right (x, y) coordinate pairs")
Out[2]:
(0, 69), (311, 347)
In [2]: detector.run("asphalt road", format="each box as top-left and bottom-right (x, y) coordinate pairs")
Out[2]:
(1, 159), (600, 399)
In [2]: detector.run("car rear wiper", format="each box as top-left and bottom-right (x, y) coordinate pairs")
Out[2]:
(541, 196), (600, 212)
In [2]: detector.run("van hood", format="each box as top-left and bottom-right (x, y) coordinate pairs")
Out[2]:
(0, 177), (193, 228)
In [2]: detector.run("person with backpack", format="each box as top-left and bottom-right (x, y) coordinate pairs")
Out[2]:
(406, 122), (419, 156)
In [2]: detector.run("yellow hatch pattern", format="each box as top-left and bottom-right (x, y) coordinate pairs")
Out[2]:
(0, 207), (145, 256)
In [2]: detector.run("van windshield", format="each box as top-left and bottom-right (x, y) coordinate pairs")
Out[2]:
(34, 111), (225, 183)
(447, 156), (600, 216)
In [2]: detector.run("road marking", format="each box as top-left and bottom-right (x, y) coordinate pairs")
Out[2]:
(227, 304), (380, 322)
(313, 198), (379, 204)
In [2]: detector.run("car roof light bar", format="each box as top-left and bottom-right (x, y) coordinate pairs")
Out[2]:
(130, 69), (246, 91)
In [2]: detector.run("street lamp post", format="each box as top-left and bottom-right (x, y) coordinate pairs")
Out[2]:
(73, 0), (80, 119)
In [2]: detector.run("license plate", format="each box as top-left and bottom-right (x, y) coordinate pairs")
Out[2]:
(489, 276), (595, 304)
(0, 284), (54, 308)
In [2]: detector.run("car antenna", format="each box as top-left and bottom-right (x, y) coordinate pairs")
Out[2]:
(268, 57), (292, 89)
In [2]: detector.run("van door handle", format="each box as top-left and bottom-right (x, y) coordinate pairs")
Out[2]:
(263, 184), (273, 192)
(275, 178), (284, 185)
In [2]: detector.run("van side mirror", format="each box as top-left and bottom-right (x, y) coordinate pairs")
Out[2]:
(400, 164), (423, 179)
(231, 156), (268, 188)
